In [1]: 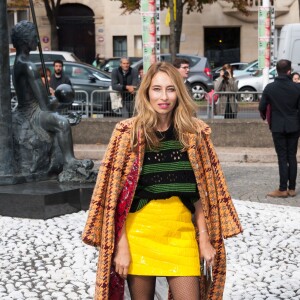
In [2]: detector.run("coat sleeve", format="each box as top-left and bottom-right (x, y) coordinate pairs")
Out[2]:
(259, 87), (269, 119)
(111, 69), (125, 92)
(199, 127), (243, 239)
(82, 125), (121, 247)
(214, 77), (223, 92)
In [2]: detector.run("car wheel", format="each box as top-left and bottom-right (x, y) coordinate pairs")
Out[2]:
(239, 87), (256, 102)
(191, 83), (207, 101)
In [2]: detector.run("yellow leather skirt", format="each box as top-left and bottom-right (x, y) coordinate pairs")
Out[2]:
(125, 196), (200, 276)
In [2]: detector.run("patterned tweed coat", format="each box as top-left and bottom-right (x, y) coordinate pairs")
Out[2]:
(82, 117), (243, 300)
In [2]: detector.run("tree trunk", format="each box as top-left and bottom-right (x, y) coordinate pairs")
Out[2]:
(175, 0), (183, 53)
(169, 0), (176, 62)
(50, 17), (59, 50)
(0, 0), (14, 178)
(43, 0), (59, 50)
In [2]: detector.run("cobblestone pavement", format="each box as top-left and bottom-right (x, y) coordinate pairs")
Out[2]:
(0, 163), (300, 299)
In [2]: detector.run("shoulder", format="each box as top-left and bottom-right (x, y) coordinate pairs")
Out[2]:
(115, 117), (136, 132)
(192, 118), (211, 135)
(111, 68), (118, 76)
(130, 67), (138, 75)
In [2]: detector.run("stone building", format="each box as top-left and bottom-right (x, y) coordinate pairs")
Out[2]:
(7, 0), (299, 67)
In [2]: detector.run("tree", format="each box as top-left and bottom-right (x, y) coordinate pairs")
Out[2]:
(115, 0), (248, 61)
(39, 0), (61, 50)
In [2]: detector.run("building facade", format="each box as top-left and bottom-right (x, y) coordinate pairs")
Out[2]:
(7, 0), (299, 67)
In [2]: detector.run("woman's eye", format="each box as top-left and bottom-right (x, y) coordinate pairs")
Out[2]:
(153, 87), (161, 92)
(167, 87), (175, 92)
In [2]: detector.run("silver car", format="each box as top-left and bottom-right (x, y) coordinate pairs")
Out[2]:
(237, 67), (276, 102)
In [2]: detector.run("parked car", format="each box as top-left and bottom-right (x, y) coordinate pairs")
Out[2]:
(100, 57), (142, 73)
(234, 60), (260, 78)
(9, 51), (81, 67)
(11, 61), (115, 115)
(237, 67), (276, 102)
(131, 54), (214, 100)
(212, 62), (248, 80)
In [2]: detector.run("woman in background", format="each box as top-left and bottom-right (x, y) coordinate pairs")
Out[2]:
(214, 63), (238, 119)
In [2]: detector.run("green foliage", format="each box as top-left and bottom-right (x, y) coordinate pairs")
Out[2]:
(7, 0), (29, 7)
(114, 0), (248, 15)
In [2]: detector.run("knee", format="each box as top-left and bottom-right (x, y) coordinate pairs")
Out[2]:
(57, 118), (70, 132)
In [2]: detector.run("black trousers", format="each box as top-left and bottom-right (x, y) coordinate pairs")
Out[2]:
(121, 93), (135, 118)
(272, 131), (299, 191)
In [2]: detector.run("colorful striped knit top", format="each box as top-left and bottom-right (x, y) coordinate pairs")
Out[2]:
(130, 125), (199, 213)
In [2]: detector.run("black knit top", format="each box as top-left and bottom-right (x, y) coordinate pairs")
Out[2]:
(130, 125), (199, 213)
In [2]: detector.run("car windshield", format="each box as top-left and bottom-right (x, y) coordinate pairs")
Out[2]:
(239, 64), (248, 70)
(92, 70), (111, 81)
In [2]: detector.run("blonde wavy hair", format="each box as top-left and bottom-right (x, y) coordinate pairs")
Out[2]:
(131, 62), (199, 150)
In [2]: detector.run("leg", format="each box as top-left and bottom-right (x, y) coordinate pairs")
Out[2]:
(39, 112), (92, 168)
(272, 132), (288, 191)
(127, 275), (156, 300)
(166, 276), (200, 300)
(121, 100), (130, 118)
(286, 131), (299, 190)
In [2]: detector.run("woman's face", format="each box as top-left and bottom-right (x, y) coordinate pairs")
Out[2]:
(149, 71), (178, 120)
(292, 74), (300, 83)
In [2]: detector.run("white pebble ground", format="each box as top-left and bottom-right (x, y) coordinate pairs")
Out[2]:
(0, 200), (299, 300)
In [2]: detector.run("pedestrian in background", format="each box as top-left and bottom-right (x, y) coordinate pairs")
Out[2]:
(83, 62), (242, 300)
(214, 64), (238, 118)
(259, 59), (300, 198)
(291, 72), (300, 83)
(92, 53), (102, 69)
(111, 57), (139, 117)
(49, 60), (72, 96)
(173, 57), (193, 96)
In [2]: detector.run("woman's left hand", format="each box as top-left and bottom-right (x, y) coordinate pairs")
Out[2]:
(199, 235), (216, 267)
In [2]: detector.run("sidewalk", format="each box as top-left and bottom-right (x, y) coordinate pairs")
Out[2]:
(74, 144), (281, 163)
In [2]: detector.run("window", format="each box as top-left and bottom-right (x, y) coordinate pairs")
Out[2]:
(113, 36), (127, 57)
(8, 9), (29, 44)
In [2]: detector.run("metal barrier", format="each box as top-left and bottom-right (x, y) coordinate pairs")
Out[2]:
(90, 89), (135, 118)
(10, 88), (262, 120)
(60, 90), (89, 117)
(207, 91), (262, 119)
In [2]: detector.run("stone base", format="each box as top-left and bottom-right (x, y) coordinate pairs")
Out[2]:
(0, 180), (94, 219)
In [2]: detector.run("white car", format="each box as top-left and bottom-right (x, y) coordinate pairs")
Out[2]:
(237, 67), (276, 102)
(9, 51), (80, 66)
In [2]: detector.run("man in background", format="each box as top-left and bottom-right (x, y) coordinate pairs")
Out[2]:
(50, 60), (72, 95)
(173, 58), (192, 96)
(259, 59), (300, 198)
(111, 57), (139, 117)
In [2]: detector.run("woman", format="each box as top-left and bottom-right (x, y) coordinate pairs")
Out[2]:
(291, 72), (300, 83)
(83, 62), (242, 300)
(214, 64), (238, 119)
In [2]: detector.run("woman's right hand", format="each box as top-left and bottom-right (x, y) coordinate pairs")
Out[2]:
(113, 229), (131, 279)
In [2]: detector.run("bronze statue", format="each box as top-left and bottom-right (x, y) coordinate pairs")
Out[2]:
(11, 20), (94, 182)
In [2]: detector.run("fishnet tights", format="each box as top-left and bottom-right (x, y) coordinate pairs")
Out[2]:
(127, 275), (200, 300)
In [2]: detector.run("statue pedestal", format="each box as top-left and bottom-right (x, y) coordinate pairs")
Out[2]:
(0, 180), (94, 219)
